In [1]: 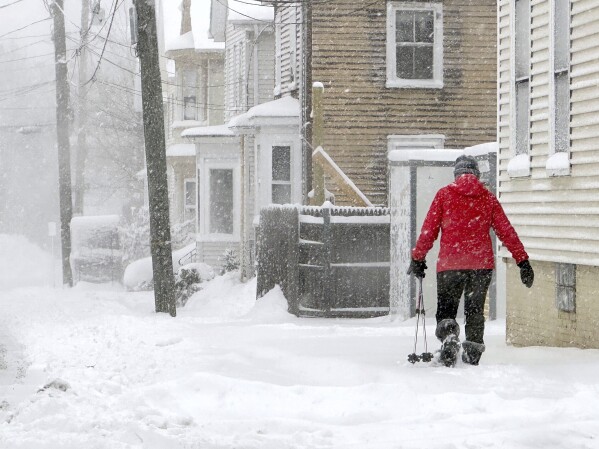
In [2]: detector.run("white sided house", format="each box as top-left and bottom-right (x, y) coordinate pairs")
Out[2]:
(162, 0), (225, 230)
(498, 0), (599, 348)
(183, 0), (289, 275)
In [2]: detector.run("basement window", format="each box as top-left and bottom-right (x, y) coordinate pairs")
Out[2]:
(556, 263), (576, 312)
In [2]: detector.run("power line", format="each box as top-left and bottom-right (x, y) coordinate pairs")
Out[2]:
(85, 0), (121, 85)
(0, 0), (23, 9)
(0, 17), (51, 40)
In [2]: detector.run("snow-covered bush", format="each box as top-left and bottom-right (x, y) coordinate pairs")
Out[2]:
(174, 267), (203, 307)
(119, 207), (150, 268)
(220, 248), (240, 275)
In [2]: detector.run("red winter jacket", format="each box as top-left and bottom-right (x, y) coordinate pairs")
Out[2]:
(412, 174), (528, 272)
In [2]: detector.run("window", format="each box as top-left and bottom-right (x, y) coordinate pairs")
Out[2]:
(182, 69), (197, 120)
(514, 0), (530, 156)
(556, 263), (575, 312)
(209, 169), (233, 234)
(386, 2), (443, 89)
(553, 0), (570, 154)
(184, 178), (196, 209)
(272, 145), (291, 204)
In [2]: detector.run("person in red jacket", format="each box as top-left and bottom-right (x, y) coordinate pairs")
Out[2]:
(408, 155), (534, 366)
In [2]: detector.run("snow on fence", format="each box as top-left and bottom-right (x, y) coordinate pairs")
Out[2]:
(71, 215), (123, 284)
(256, 204), (390, 317)
(388, 144), (498, 320)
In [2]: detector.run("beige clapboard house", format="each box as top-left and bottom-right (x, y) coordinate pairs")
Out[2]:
(303, 0), (498, 206)
(498, 0), (599, 348)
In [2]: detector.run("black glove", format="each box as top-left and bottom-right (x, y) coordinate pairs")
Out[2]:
(407, 259), (427, 279)
(518, 260), (534, 288)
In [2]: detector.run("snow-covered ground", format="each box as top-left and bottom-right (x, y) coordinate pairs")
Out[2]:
(1, 235), (599, 449)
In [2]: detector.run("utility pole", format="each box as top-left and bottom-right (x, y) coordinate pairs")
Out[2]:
(133, 0), (176, 316)
(74, 0), (90, 215)
(51, 0), (74, 286)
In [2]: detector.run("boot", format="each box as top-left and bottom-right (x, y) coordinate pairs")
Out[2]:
(461, 341), (485, 366)
(436, 319), (461, 367)
(439, 334), (461, 367)
(435, 318), (460, 341)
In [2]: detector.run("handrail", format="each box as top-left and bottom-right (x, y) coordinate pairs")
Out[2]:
(178, 247), (197, 266)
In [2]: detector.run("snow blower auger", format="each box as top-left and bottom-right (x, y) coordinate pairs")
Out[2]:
(408, 278), (434, 364)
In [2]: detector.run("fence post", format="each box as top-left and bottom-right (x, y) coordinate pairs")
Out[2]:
(322, 205), (332, 313)
(389, 162), (413, 319)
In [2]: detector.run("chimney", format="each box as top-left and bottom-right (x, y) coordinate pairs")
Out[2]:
(180, 0), (192, 35)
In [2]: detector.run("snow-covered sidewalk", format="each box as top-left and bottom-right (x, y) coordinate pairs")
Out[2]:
(1, 236), (599, 448)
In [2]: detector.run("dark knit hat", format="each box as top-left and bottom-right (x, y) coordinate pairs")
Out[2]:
(454, 155), (480, 178)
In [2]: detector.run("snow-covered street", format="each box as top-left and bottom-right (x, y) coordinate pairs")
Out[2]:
(1, 236), (598, 449)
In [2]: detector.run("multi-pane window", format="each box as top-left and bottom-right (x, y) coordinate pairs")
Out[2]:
(556, 263), (576, 312)
(271, 145), (291, 204)
(514, 0), (530, 156)
(184, 178), (196, 210)
(209, 169), (233, 234)
(553, 0), (570, 154)
(182, 69), (197, 120)
(387, 2), (443, 88)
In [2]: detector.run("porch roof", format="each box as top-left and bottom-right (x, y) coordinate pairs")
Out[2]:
(228, 96), (300, 129)
(166, 143), (196, 157)
(181, 124), (235, 138)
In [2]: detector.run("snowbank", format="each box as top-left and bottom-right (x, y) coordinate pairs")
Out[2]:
(1, 272), (599, 448)
(123, 243), (197, 290)
(0, 234), (52, 290)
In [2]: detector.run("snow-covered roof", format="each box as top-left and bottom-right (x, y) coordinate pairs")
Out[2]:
(181, 124), (235, 138)
(166, 31), (195, 51)
(228, 96), (300, 130)
(164, 0), (225, 52)
(464, 142), (499, 156)
(227, 0), (273, 23)
(190, 0), (225, 50)
(388, 149), (463, 163)
(166, 143), (196, 157)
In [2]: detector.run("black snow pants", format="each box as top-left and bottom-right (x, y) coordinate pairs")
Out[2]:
(436, 270), (493, 344)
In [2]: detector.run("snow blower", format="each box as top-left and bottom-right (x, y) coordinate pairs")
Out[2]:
(408, 277), (434, 364)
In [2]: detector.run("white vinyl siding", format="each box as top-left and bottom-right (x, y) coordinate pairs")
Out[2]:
(498, 0), (599, 266)
(224, 22), (274, 122)
(275, 4), (301, 97)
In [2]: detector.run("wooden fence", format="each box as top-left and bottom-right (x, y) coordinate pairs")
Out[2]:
(256, 205), (390, 318)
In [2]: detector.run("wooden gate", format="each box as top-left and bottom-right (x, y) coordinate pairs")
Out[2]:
(257, 205), (390, 318)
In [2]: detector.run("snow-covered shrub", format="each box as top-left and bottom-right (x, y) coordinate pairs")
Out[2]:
(119, 207), (150, 268)
(175, 266), (203, 307)
(220, 248), (240, 275)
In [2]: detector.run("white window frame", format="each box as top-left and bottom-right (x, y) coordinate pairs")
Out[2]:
(255, 135), (302, 214)
(547, 0), (571, 177)
(199, 160), (240, 239)
(181, 68), (198, 121)
(183, 178), (197, 210)
(386, 2), (443, 89)
(387, 134), (445, 152)
(508, 0), (531, 178)
(271, 145), (292, 205)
